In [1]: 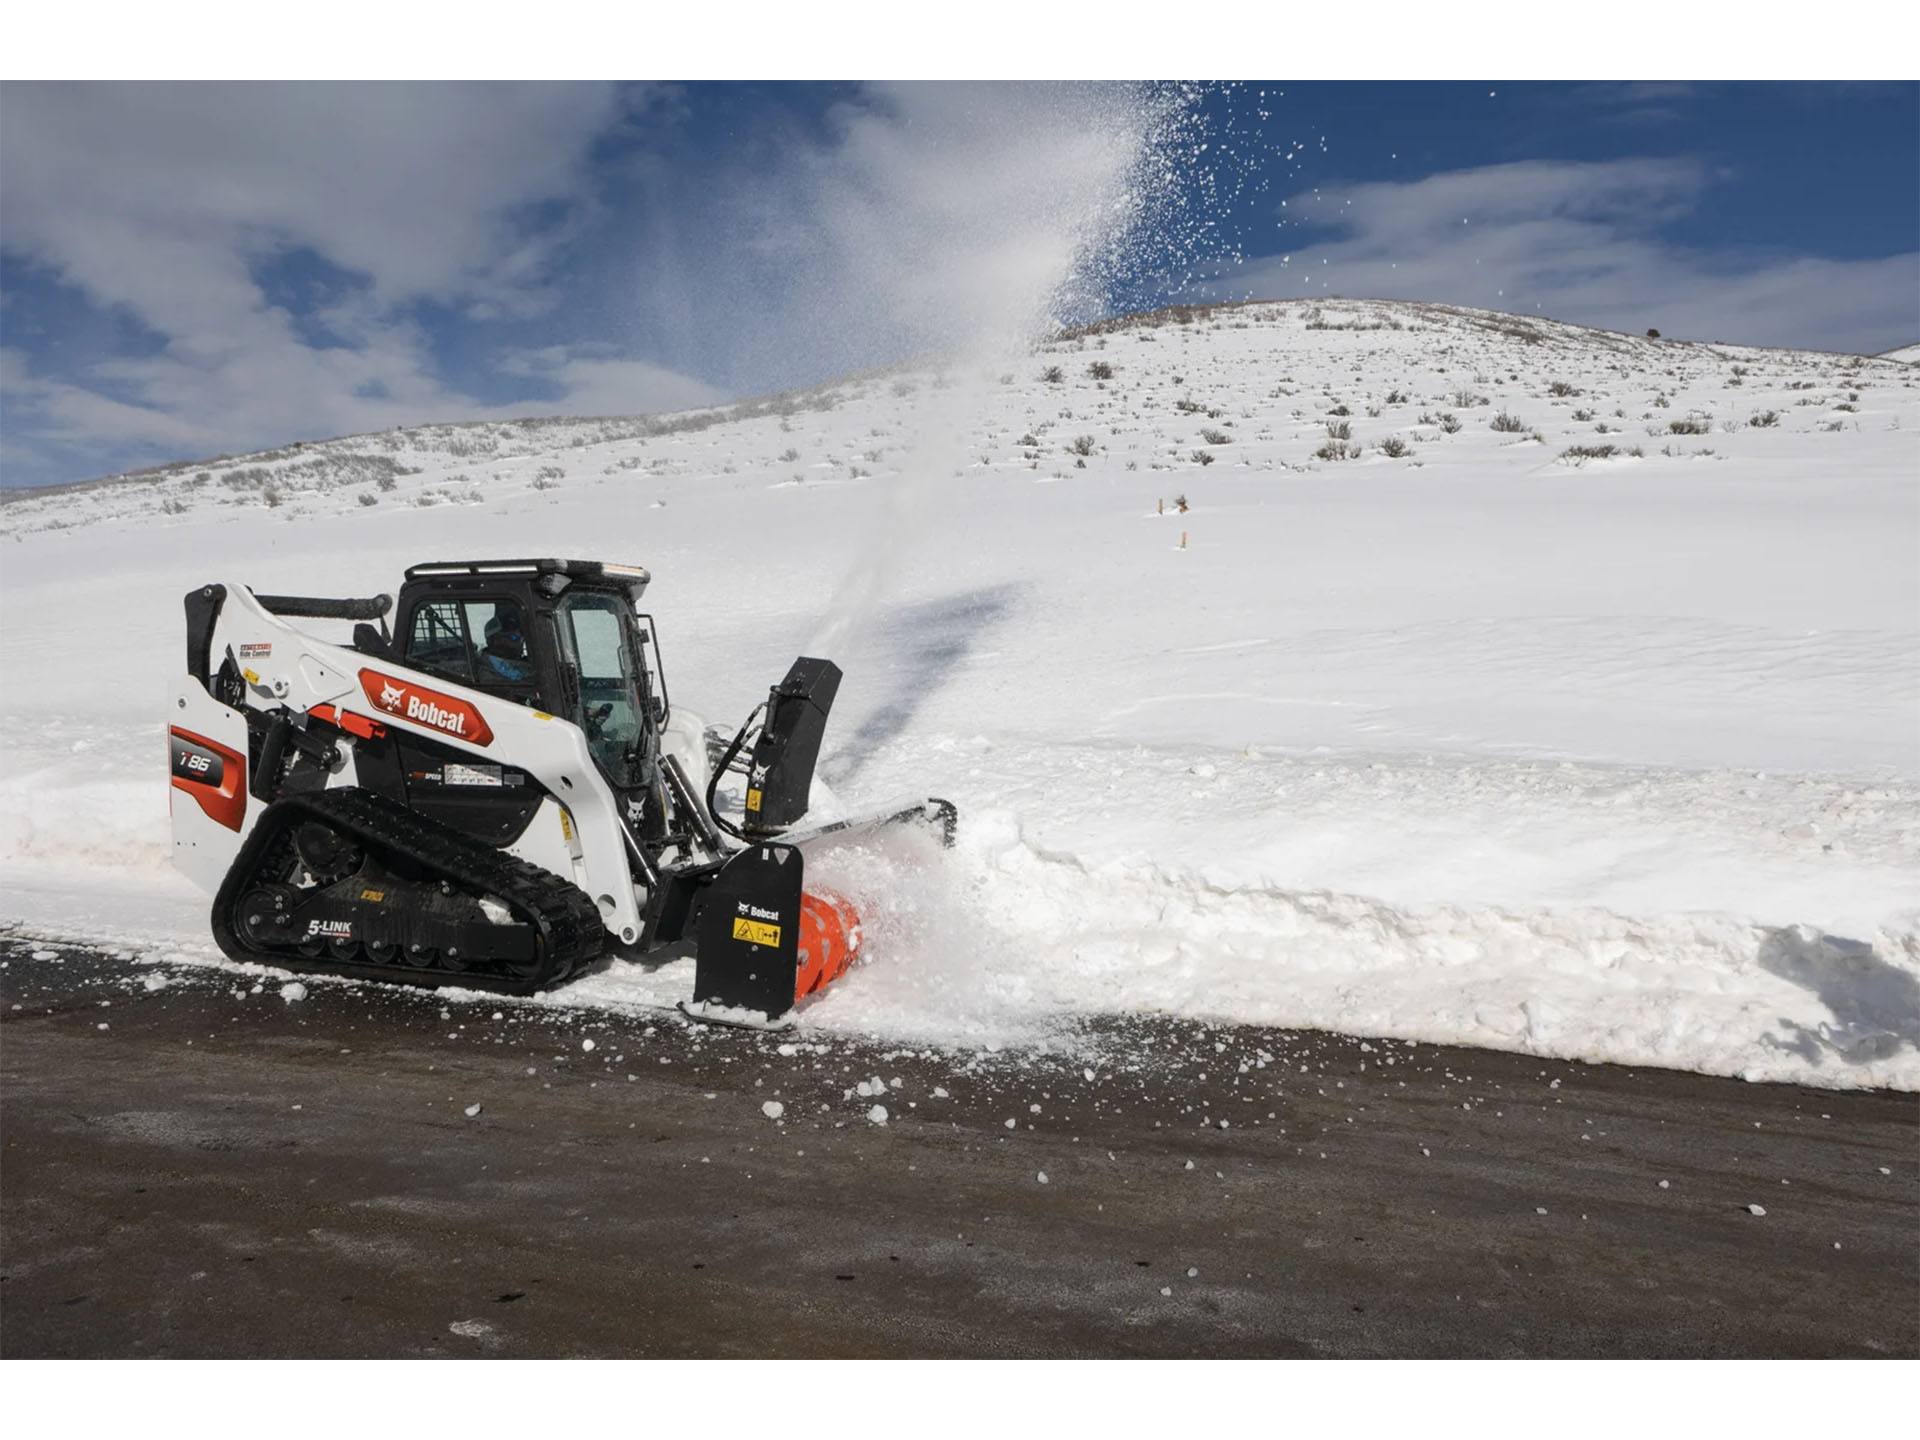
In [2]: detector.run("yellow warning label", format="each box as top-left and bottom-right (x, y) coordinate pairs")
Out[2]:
(732, 916), (781, 948)
(558, 807), (574, 843)
(359, 888), (386, 903)
(242, 667), (261, 685)
(745, 788), (762, 812)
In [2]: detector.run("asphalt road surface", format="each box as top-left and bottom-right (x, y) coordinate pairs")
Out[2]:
(2, 930), (1913, 1358)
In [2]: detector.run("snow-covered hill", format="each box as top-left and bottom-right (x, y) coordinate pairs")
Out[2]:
(4, 299), (1917, 1086)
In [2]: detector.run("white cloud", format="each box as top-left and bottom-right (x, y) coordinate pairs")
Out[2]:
(0, 82), (716, 480)
(498, 345), (726, 416)
(1219, 158), (1919, 354)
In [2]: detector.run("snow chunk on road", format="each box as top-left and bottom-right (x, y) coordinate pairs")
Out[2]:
(762, 1101), (786, 1121)
(280, 982), (307, 1003)
(867, 1104), (889, 1125)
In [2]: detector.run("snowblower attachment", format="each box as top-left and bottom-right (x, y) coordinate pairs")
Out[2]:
(679, 797), (955, 1030)
(683, 656), (958, 1028)
(682, 841), (857, 1026)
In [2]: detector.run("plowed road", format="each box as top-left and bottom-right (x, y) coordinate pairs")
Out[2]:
(2, 934), (1913, 1357)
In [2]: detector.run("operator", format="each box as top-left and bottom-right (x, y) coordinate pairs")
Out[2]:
(482, 605), (534, 682)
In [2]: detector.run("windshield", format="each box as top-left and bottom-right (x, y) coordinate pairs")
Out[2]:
(555, 590), (647, 784)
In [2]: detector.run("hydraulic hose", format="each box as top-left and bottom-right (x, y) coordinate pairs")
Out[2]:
(703, 703), (765, 844)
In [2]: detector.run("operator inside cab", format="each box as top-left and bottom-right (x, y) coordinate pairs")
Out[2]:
(481, 604), (533, 683)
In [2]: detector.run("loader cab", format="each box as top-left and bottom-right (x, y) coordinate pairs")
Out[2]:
(393, 560), (666, 797)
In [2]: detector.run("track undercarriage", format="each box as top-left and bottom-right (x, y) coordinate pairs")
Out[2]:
(212, 788), (605, 994)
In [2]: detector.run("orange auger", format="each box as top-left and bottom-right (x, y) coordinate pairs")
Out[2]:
(795, 890), (863, 1000)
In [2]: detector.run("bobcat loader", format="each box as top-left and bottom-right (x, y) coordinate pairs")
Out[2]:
(166, 558), (954, 1028)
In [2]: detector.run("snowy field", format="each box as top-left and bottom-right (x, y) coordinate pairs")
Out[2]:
(3, 299), (1916, 1088)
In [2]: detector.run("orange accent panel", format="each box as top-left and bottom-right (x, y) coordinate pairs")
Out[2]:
(168, 727), (247, 832)
(309, 703), (387, 741)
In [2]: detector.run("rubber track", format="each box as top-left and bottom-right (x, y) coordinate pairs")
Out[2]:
(211, 786), (608, 995)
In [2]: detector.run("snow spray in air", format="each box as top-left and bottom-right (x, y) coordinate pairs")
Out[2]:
(796, 82), (1239, 655)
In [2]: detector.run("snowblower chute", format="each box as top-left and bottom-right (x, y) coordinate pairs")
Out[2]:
(166, 558), (954, 1028)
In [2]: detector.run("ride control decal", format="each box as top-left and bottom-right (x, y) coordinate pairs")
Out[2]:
(357, 668), (495, 747)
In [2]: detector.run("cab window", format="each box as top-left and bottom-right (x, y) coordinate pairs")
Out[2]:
(556, 591), (644, 781)
(405, 598), (535, 690)
(405, 601), (472, 683)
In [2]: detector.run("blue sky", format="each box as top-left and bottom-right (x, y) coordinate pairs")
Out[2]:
(2, 80), (1914, 488)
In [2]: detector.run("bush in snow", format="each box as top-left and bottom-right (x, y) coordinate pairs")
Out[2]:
(1088, 360), (1115, 380)
(1199, 427), (1231, 446)
(1377, 436), (1412, 458)
(1068, 434), (1098, 456)
(1489, 411), (1528, 433)
(1041, 365), (1065, 384)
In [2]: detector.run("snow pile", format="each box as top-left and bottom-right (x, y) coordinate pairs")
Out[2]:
(2, 299), (1917, 1087)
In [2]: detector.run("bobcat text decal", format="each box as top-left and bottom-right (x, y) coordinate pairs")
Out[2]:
(358, 669), (495, 747)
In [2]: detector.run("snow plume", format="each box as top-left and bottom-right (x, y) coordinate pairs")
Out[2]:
(744, 83), (1194, 378)
(797, 83), (1220, 655)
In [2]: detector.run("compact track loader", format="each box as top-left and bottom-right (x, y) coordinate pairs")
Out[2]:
(167, 559), (954, 1027)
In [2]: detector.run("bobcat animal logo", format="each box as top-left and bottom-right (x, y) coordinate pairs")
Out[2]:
(379, 680), (406, 708)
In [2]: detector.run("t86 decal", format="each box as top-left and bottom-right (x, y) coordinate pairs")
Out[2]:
(357, 669), (495, 747)
(168, 727), (246, 831)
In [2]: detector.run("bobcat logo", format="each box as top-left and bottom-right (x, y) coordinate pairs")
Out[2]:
(356, 667), (495, 748)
